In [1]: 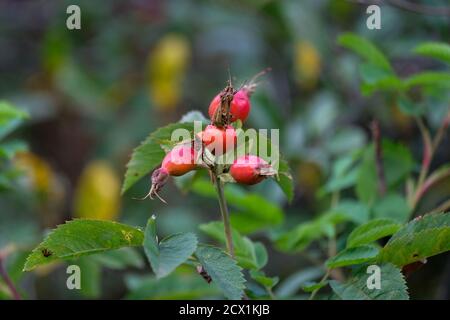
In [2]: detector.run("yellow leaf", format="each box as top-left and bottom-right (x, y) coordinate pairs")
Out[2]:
(14, 152), (53, 193)
(74, 160), (121, 221)
(147, 34), (191, 111)
(294, 41), (322, 90)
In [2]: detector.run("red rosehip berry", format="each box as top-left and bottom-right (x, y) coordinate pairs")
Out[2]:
(230, 155), (275, 185)
(208, 89), (251, 123)
(161, 144), (197, 176)
(197, 124), (237, 156)
(140, 144), (197, 203)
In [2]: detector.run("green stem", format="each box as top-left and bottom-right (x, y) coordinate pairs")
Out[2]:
(308, 269), (330, 301)
(213, 174), (235, 258)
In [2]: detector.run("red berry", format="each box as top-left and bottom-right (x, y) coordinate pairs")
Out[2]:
(230, 155), (273, 185)
(161, 144), (197, 176)
(145, 144), (197, 203)
(197, 124), (237, 156)
(208, 89), (251, 123)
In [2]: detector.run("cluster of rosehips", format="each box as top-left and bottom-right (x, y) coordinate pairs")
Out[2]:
(147, 72), (275, 202)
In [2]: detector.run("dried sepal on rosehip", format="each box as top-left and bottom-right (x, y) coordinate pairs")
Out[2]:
(229, 155), (277, 185)
(137, 143), (197, 203)
(208, 68), (270, 124)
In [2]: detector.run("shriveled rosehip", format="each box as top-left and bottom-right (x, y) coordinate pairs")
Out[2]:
(197, 124), (237, 156)
(230, 155), (275, 185)
(208, 89), (251, 123)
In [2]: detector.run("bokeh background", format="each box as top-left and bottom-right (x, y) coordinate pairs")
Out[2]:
(0, 0), (449, 299)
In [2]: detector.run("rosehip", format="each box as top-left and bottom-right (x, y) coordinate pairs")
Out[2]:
(208, 89), (251, 123)
(140, 144), (197, 203)
(197, 124), (237, 156)
(161, 144), (197, 176)
(230, 155), (275, 185)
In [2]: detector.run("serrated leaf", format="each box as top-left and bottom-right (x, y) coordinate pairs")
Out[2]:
(144, 217), (198, 278)
(195, 245), (245, 300)
(23, 219), (144, 271)
(379, 212), (450, 266)
(414, 42), (450, 64)
(347, 219), (401, 248)
(179, 110), (209, 124)
(122, 122), (197, 194)
(338, 33), (392, 71)
(326, 245), (379, 268)
(330, 263), (408, 300)
(199, 221), (267, 270)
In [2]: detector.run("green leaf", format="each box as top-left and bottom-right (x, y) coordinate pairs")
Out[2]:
(326, 245), (379, 268)
(91, 247), (145, 270)
(302, 280), (329, 293)
(199, 221), (267, 269)
(121, 122), (197, 194)
(0, 101), (29, 140)
(194, 245), (245, 300)
(404, 72), (450, 89)
(192, 179), (284, 234)
(356, 141), (414, 204)
(397, 96), (424, 116)
(372, 194), (411, 223)
(125, 267), (220, 299)
(0, 101), (28, 122)
(338, 33), (392, 71)
(414, 42), (450, 64)
(0, 141), (27, 159)
(275, 159), (294, 202)
(144, 217), (198, 278)
(347, 219), (401, 248)
(379, 212), (450, 267)
(23, 219), (144, 271)
(360, 75), (404, 96)
(77, 256), (101, 298)
(359, 63), (392, 84)
(330, 263), (408, 300)
(332, 200), (370, 225)
(250, 270), (279, 289)
(276, 211), (350, 252)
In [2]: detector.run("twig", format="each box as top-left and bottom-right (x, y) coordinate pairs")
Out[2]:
(0, 256), (21, 300)
(371, 120), (386, 196)
(412, 111), (450, 209)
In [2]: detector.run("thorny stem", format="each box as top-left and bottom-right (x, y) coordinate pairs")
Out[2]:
(213, 173), (235, 258)
(0, 256), (21, 300)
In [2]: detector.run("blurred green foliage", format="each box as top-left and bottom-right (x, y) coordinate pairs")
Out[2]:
(0, 0), (449, 300)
